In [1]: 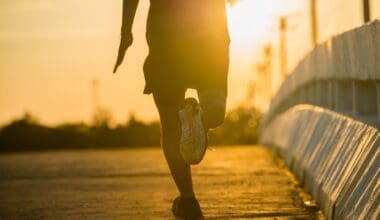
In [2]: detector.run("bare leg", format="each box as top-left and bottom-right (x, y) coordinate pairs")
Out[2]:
(153, 92), (195, 198)
(198, 89), (227, 129)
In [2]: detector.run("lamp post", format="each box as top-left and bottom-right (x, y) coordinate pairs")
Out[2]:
(363, 0), (370, 22)
(279, 17), (288, 79)
(310, 0), (318, 46)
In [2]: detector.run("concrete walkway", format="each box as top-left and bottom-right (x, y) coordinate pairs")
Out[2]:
(0, 146), (324, 219)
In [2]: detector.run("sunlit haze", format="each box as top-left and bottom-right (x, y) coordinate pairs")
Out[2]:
(1, 0), (379, 125)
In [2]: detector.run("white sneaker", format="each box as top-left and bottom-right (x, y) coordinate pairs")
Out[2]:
(178, 98), (207, 165)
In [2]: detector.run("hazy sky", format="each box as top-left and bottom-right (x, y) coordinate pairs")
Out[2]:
(0, 0), (379, 125)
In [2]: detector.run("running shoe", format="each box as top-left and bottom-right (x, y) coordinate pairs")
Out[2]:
(178, 97), (207, 165)
(172, 196), (204, 220)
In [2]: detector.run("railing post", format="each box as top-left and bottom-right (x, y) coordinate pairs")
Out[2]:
(335, 81), (353, 113)
(299, 87), (308, 104)
(307, 83), (315, 104)
(353, 80), (377, 115)
(328, 81), (334, 109)
(316, 80), (328, 108)
(352, 81), (358, 114)
(377, 82), (380, 120)
(315, 81), (320, 106)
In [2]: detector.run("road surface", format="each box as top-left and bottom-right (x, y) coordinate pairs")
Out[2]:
(0, 146), (324, 219)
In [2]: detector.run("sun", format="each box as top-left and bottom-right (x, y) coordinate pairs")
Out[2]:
(227, 1), (283, 49)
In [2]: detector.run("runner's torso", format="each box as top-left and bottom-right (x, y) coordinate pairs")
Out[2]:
(146, 0), (230, 47)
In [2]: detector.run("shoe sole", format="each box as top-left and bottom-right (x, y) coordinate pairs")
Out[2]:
(179, 105), (207, 165)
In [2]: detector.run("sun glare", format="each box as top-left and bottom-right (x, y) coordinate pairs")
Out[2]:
(228, 1), (272, 46)
(227, 0), (291, 50)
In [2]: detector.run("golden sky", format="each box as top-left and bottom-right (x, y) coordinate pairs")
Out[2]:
(0, 0), (379, 125)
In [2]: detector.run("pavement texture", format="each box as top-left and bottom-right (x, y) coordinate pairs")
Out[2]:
(0, 146), (325, 219)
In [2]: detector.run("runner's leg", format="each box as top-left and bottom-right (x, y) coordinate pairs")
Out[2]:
(198, 89), (227, 130)
(153, 90), (195, 198)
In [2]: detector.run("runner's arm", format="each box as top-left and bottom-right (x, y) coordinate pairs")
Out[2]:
(121, 0), (139, 36)
(113, 0), (139, 73)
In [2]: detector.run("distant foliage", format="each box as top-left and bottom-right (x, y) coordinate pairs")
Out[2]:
(0, 113), (160, 152)
(209, 106), (262, 145)
(0, 106), (262, 152)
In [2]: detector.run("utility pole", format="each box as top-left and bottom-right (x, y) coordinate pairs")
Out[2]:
(246, 82), (256, 107)
(264, 45), (273, 98)
(279, 17), (288, 79)
(92, 78), (99, 113)
(252, 45), (273, 109)
(310, 0), (318, 46)
(363, 0), (370, 22)
(256, 45), (273, 98)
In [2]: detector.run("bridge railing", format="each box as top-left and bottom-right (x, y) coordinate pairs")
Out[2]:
(262, 19), (380, 128)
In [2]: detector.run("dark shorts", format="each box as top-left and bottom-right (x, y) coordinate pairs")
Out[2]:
(144, 1), (230, 96)
(143, 36), (230, 96)
(153, 86), (227, 131)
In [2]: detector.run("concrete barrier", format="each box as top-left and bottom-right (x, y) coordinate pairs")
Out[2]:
(260, 105), (379, 220)
(262, 19), (380, 128)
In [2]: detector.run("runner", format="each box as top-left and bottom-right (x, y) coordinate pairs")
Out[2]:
(114, 1), (230, 219)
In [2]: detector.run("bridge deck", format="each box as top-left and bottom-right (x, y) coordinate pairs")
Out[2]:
(0, 146), (324, 219)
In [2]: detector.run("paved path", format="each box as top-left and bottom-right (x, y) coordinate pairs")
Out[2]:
(0, 146), (324, 219)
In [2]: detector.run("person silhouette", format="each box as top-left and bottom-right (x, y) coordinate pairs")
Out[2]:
(114, 1), (230, 219)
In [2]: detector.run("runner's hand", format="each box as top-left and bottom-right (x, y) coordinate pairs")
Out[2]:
(113, 33), (133, 73)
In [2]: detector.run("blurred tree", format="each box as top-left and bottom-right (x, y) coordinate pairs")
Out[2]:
(0, 112), (51, 151)
(0, 106), (262, 151)
(92, 107), (113, 128)
(209, 106), (262, 145)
